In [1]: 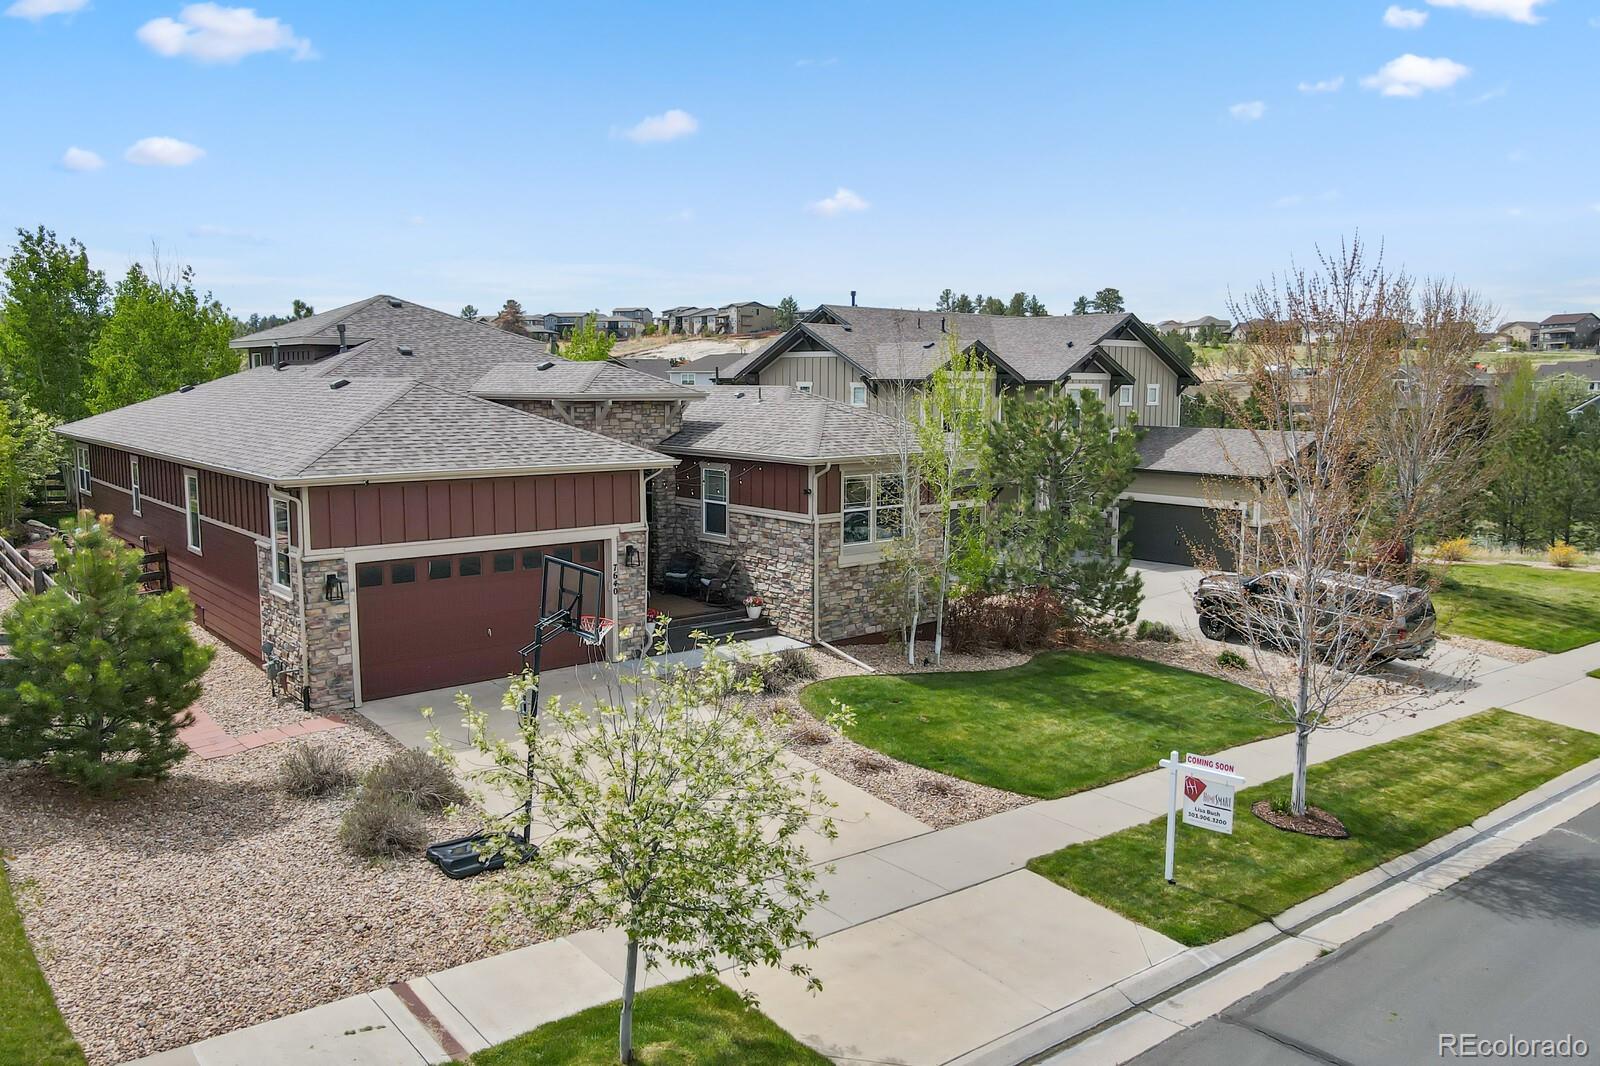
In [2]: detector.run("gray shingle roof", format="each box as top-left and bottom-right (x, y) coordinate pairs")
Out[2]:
(733, 304), (1196, 386)
(470, 361), (706, 400)
(1534, 357), (1600, 381)
(57, 363), (673, 484)
(661, 385), (914, 463)
(1136, 426), (1299, 478)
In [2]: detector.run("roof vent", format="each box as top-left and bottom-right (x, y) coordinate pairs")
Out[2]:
(1066, 340), (1075, 348)
(396, 346), (413, 356)
(842, 325), (852, 332)
(734, 391), (746, 399)
(536, 360), (555, 371)
(330, 379), (351, 390)
(387, 298), (403, 308)
(178, 384), (195, 393)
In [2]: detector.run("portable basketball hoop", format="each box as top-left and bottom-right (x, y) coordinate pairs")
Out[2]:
(427, 557), (608, 879)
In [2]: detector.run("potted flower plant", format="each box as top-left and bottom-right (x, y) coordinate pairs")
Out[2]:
(645, 607), (662, 643)
(743, 594), (764, 620)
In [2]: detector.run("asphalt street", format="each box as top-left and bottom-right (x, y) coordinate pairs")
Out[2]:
(1130, 801), (1600, 1065)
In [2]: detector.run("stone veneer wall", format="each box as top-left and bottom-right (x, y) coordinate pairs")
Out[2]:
(255, 542), (303, 678)
(504, 399), (684, 449)
(613, 527), (649, 656)
(302, 557), (354, 712)
(815, 511), (944, 643)
(651, 494), (814, 641)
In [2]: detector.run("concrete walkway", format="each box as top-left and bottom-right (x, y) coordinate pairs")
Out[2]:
(128, 637), (1600, 1066)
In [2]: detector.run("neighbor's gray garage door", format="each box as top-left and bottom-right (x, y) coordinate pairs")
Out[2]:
(1124, 500), (1238, 568)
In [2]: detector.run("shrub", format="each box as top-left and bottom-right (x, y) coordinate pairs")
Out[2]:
(850, 752), (893, 775)
(786, 721), (833, 747)
(1548, 541), (1582, 568)
(0, 511), (212, 791)
(736, 649), (820, 695)
(942, 588), (1064, 653)
(1434, 537), (1473, 562)
(914, 776), (957, 797)
(363, 748), (465, 813)
(1135, 619), (1179, 643)
(279, 743), (354, 798)
(339, 791), (428, 858)
(1216, 649), (1248, 671)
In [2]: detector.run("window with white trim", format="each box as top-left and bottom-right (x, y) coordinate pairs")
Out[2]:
(849, 382), (868, 407)
(76, 444), (90, 495)
(1119, 384), (1134, 407)
(701, 465), (729, 538)
(270, 497), (293, 593)
(796, 381), (813, 395)
(1146, 382), (1161, 407)
(130, 456), (142, 516)
(183, 471), (202, 553)
(675, 372), (697, 386)
(842, 473), (904, 546)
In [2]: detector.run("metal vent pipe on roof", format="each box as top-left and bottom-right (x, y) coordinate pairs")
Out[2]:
(850, 290), (857, 306)
(337, 324), (347, 352)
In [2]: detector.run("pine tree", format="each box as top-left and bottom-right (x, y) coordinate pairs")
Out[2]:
(775, 295), (800, 329)
(0, 512), (213, 791)
(1071, 296), (1090, 315)
(1090, 287), (1125, 313)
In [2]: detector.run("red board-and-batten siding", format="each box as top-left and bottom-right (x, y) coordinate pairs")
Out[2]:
(671, 458), (810, 515)
(81, 444), (267, 658)
(307, 470), (641, 550)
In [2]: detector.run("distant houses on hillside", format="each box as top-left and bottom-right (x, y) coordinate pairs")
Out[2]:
(1492, 314), (1600, 351)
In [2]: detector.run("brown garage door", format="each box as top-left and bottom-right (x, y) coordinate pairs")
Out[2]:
(355, 540), (606, 701)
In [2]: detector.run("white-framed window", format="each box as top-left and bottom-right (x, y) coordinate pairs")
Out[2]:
(849, 382), (868, 407)
(796, 381), (813, 395)
(76, 444), (91, 496)
(675, 372), (697, 386)
(1119, 384), (1134, 407)
(1147, 382), (1161, 407)
(183, 470), (203, 553)
(129, 456), (142, 516)
(842, 472), (904, 546)
(270, 496), (293, 594)
(701, 464), (729, 538)
(1067, 382), (1102, 403)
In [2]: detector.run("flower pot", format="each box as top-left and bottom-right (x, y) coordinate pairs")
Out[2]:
(745, 605), (763, 620)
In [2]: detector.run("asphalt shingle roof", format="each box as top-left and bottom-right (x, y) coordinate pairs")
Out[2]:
(1135, 426), (1299, 478)
(470, 361), (706, 400)
(661, 385), (914, 462)
(1534, 357), (1600, 381)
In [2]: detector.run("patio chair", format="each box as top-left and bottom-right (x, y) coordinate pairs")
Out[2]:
(699, 559), (739, 605)
(661, 550), (700, 597)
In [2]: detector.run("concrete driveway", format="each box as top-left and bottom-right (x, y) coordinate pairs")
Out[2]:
(1130, 560), (1204, 636)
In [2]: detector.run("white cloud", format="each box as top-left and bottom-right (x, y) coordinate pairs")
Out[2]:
(1361, 54), (1470, 97)
(1426, 0), (1549, 23)
(1228, 100), (1266, 121)
(60, 146), (104, 171)
(4, 0), (87, 19)
(621, 109), (699, 144)
(137, 4), (313, 64)
(809, 187), (869, 216)
(1383, 6), (1429, 28)
(1297, 75), (1344, 93)
(125, 136), (205, 166)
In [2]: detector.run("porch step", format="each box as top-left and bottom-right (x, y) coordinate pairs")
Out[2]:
(658, 607), (778, 653)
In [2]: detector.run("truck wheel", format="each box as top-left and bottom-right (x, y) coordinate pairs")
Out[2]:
(1199, 614), (1229, 641)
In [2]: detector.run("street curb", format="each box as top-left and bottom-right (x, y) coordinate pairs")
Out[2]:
(949, 755), (1600, 1066)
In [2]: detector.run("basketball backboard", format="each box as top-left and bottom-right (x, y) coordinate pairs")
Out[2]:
(540, 557), (606, 644)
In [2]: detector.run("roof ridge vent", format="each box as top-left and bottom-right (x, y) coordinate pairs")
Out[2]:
(387, 298), (403, 308)
(330, 379), (351, 390)
(396, 345), (413, 356)
(178, 384), (195, 393)
(536, 360), (555, 371)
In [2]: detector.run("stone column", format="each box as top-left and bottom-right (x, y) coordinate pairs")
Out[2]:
(302, 557), (355, 713)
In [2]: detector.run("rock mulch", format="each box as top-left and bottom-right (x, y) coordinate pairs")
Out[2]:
(1440, 632), (1545, 665)
(1251, 800), (1350, 838)
(0, 634), (540, 1066)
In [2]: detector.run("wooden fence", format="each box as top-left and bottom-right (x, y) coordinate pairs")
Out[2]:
(0, 538), (54, 597)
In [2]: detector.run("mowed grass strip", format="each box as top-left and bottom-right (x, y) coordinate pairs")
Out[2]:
(799, 650), (1284, 799)
(1432, 564), (1600, 653)
(0, 861), (84, 1066)
(470, 975), (828, 1065)
(1028, 710), (1600, 946)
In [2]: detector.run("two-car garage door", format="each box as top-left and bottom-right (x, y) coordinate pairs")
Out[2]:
(1123, 500), (1239, 569)
(354, 539), (606, 701)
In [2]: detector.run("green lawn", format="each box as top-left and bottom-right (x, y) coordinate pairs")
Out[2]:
(799, 651), (1284, 799)
(470, 976), (826, 1065)
(1, 862), (84, 1066)
(1432, 564), (1600, 653)
(1028, 710), (1600, 946)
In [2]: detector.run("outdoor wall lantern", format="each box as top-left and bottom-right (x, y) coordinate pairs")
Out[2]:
(623, 543), (641, 568)
(323, 571), (346, 603)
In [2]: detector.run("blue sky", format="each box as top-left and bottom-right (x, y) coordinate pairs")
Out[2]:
(3, 0), (1596, 321)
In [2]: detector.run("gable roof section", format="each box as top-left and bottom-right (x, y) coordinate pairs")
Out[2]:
(660, 385), (913, 463)
(1136, 426), (1299, 478)
(1534, 357), (1600, 381)
(470, 361), (706, 400)
(1541, 313), (1599, 326)
(732, 305), (1197, 387)
(56, 365), (673, 485)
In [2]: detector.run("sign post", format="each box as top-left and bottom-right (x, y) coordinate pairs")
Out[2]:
(1158, 751), (1246, 884)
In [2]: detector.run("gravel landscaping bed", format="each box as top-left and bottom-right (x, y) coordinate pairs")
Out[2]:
(1440, 632), (1546, 665)
(0, 634), (541, 1066)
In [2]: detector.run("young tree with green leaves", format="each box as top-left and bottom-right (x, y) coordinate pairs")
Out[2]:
(0, 226), (109, 422)
(86, 262), (236, 413)
(434, 643), (839, 1064)
(0, 512), (213, 791)
(775, 295), (800, 329)
(0, 387), (63, 532)
(562, 312), (616, 361)
(984, 386), (1144, 637)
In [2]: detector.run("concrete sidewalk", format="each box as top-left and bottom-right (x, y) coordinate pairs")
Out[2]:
(128, 639), (1600, 1066)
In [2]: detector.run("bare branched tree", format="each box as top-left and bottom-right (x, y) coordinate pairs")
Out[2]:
(1196, 237), (1475, 819)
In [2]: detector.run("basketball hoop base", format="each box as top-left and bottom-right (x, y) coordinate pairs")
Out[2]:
(426, 832), (538, 880)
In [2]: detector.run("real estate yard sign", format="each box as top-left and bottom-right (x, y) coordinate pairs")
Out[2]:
(1159, 750), (1246, 883)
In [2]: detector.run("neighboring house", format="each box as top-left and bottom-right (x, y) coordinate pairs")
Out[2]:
(1539, 313), (1600, 351)
(1496, 321), (1540, 348)
(658, 306), (697, 333)
(1154, 319), (1184, 333)
(717, 301), (780, 335)
(631, 352), (733, 388)
(1534, 357), (1600, 395)
(56, 296), (704, 713)
(612, 307), (653, 328)
(1176, 316), (1231, 341)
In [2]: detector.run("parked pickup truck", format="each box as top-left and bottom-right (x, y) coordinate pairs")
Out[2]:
(1193, 568), (1437, 664)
